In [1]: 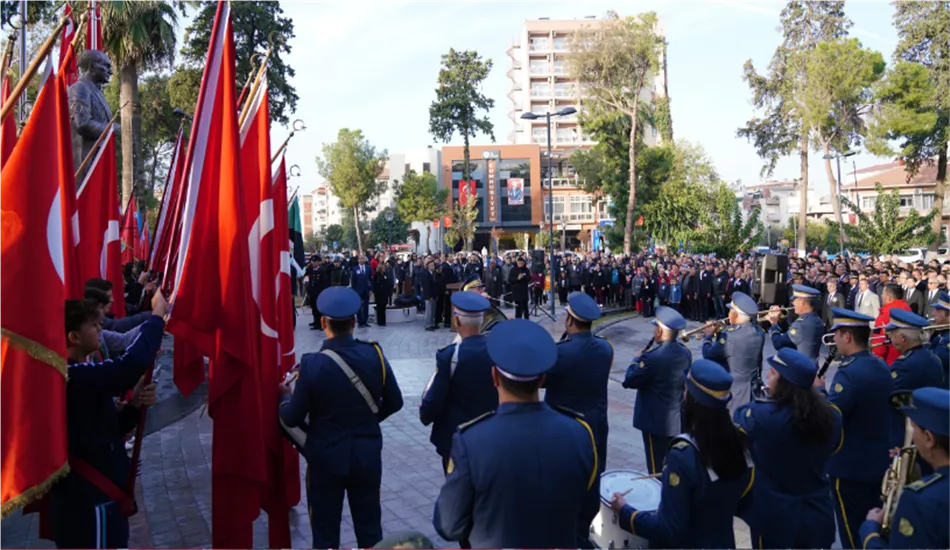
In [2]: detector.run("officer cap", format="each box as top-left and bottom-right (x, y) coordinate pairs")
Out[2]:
(934, 291), (950, 312)
(316, 286), (360, 320)
(451, 291), (490, 317)
(686, 360), (733, 409)
(652, 305), (686, 332)
(791, 284), (820, 299)
(727, 292), (758, 317)
(487, 319), (556, 381)
(767, 348), (816, 389)
(566, 291), (601, 323)
(900, 387), (950, 436)
(829, 307), (875, 331)
(884, 308), (929, 331)
(461, 274), (484, 292)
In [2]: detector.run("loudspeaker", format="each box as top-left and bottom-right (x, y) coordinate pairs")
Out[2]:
(758, 253), (789, 305)
(530, 249), (546, 273)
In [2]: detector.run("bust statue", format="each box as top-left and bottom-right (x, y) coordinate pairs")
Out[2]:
(68, 50), (116, 178)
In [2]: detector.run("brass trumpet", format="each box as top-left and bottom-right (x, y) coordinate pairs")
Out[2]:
(870, 338), (892, 349)
(680, 318), (729, 342)
(922, 323), (950, 332)
(757, 306), (792, 319)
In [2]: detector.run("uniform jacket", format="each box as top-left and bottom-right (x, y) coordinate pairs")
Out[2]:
(419, 336), (497, 459)
(929, 330), (949, 386)
(433, 402), (598, 548)
(769, 311), (823, 361)
(702, 322), (765, 414)
(279, 335), (403, 476)
(859, 465), (949, 550)
(623, 340), (691, 437)
(888, 345), (945, 447)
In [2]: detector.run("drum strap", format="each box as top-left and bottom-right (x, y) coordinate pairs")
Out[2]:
(70, 455), (137, 517)
(322, 349), (379, 414)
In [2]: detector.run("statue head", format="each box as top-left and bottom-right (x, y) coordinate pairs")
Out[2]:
(77, 50), (112, 86)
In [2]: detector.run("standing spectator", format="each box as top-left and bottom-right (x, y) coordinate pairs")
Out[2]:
(373, 261), (394, 327)
(508, 256), (531, 319)
(854, 277), (881, 319)
(822, 280), (847, 330)
(873, 284), (911, 365)
(641, 267), (656, 317)
(632, 268), (645, 314)
(423, 260), (438, 331)
(351, 255), (373, 328)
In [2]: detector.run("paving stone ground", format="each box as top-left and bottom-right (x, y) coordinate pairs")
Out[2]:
(3, 305), (841, 548)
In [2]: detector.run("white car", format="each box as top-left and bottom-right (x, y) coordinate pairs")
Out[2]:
(895, 247), (950, 264)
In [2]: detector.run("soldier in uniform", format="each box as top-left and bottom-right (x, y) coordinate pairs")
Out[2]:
(623, 306), (691, 474)
(610, 360), (753, 548)
(883, 309), (946, 449)
(735, 348), (842, 549)
(929, 292), (949, 385)
(766, 284), (824, 361)
(419, 291), (497, 474)
(859, 386), (949, 549)
(817, 308), (894, 549)
(432, 319), (598, 548)
(701, 291), (766, 415)
(279, 286), (404, 549)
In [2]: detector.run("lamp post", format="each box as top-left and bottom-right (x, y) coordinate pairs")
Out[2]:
(521, 106), (576, 317)
(822, 150), (857, 258)
(560, 220), (567, 251)
(385, 207), (394, 253)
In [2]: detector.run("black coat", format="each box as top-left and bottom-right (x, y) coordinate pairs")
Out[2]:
(508, 265), (531, 301)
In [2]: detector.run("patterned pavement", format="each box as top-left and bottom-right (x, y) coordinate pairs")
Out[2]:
(3, 304), (824, 548)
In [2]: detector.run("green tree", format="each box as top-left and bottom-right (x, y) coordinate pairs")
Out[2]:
(443, 229), (460, 251)
(323, 223), (344, 247)
(339, 208), (369, 251)
(101, 0), (178, 209)
(181, 1), (297, 125)
(692, 183), (764, 256)
(167, 66), (202, 117)
(368, 207), (409, 249)
(394, 170), (448, 254)
(782, 219), (834, 252)
(738, 0), (852, 252)
(826, 184), (939, 254)
(568, 11), (664, 254)
(316, 128), (387, 254)
(428, 49), (494, 181)
(448, 198), (478, 252)
(535, 226), (551, 250)
(139, 74), (185, 197)
(868, 1), (948, 241)
(304, 231), (322, 253)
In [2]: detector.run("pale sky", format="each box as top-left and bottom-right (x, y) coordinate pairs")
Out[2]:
(265, 0), (900, 195)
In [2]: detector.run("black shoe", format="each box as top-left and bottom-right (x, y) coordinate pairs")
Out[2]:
(425, 326), (435, 331)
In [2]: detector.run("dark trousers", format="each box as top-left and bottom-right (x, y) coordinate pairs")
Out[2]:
(514, 299), (529, 319)
(713, 294), (725, 319)
(51, 499), (129, 549)
(435, 294), (446, 326)
(309, 289), (320, 325)
(307, 464), (383, 549)
(357, 292), (370, 325)
(831, 476), (882, 550)
(642, 432), (672, 475)
(699, 294), (710, 320)
(558, 285), (569, 305)
(375, 300), (387, 326)
(641, 295), (655, 317)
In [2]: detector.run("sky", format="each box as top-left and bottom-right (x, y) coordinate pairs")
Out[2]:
(263, 0), (901, 196)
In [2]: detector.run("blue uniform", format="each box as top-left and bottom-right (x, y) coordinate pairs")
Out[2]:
(279, 335), (404, 549)
(888, 346), (945, 448)
(702, 322), (765, 414)
(432, 402), (598, 548)
(623, 340), (691, 474)
(616, 436), (753, 549)
(928, 330), (949, 387)
(821, 350), (894, 549)
(734, 398), (841, 549)
(859, 466), (949, 550)
(419, 335), (497, 468)
(50, 316), (165, 549)
(769, 311), (824, 361)
(545, 331), (614, 473)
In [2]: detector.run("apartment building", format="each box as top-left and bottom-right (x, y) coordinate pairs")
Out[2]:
(301, 193), (314, 239)
(843, 160), (949, 225)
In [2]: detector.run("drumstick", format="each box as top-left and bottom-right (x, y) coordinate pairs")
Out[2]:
(619, 473), (663, 496)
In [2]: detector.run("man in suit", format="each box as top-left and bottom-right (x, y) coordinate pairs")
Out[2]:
(925, 276), (942, 317)
(855, 277), (881, 319)
(823, 280), (847, 330)
(903, 271), (927, 316)
(846, 274), (860, 310)
(68, 51), (116, 178)
(351, 254), (373, 327)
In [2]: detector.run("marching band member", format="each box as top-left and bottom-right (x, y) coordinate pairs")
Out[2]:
(882, 309), (945, 449)
(701, 291), (766, 414)
(623, 306), (691, 475)
(859, 387), (949, 550)
(767, 284), (824, 361)
(419, 291), (497, 475)
(433, 319), (598, 548)
(817, 308), (894, 549)
(610, 360), (753, 549)
(927, 291), (949, 386)
(735, 348), (842, 549)
(279, 287), (404, 549)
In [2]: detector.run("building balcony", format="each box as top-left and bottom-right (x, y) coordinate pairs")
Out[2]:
(544, 177), (582, 189)
(529, 41), (551, 52)
(530, 88), (552, 98)
(545, 211), (595, 223)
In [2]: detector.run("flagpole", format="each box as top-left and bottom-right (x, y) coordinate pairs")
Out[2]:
(235, 52), (261, 109)
(238, 31), (281, 127)
(1, 14), (71, 123)
(0, 35), (16, 81)
(16, 0), (25, 123)
(271, 118), (305, 163)
(74, 102), (125, 179)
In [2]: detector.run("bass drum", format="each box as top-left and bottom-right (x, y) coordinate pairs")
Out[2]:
(590, 469), (661, 549)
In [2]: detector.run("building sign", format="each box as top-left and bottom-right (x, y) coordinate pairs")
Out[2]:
(482, 150), (501, 160)
(486, 161), (498, 222)
(508, 178), (524, 206)
(458, 180), (476, 206)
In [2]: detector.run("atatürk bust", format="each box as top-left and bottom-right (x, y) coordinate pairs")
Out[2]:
(68, 50), (116, 178)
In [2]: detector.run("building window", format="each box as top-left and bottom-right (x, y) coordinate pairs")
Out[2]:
(556, 128), (578, 145)
(596, 200), (613, 221)
(553, 59), (567, 75)
(553, 36), (567, 51)
(529, 36), (549, 51)
(554, 82), (575, 98)
(423, 162), (430, 173)
(861, 196), (877, 210)
(568, 195), (593, 222)
(532, 127), (548, 145)
(530, 83), (551, 97)
(531, 103), (549, 116)
(529, 59), (548, 73)
(549, 196), (565, 221)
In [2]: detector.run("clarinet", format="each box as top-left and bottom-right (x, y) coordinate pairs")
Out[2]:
(817, 347), (838, 379)
(639, 337), (655, 357)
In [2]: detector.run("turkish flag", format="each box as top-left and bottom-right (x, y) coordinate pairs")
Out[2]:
(0, 56), (72, 518)
(0, 75), (17, 167)
(75, 127), (126, 317)
(150, 128), (185, 274)
(135, 212), (150, 262)
(165, 3), (266, 547)
(120, 195), (138, 265)
(58, 4), (78, 86)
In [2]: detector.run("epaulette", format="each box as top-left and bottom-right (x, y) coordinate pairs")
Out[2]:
(726, 324), (741, 332)
(557, 336), (571, 345)
(552, 404), (585, 419)
(672, 440), (690, 450)
(356, 339), (379, 346)
(897, 351), (910, 361)
(839, 356), (855, 367)
(458, 410), (495, 432)
(905, 473), (942, 492)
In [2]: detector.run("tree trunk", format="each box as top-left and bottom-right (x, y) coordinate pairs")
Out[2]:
(119, 63), (139, 209)
(822, 142), (847, 246)
(462, 134), (470, 181)
(425, 223), (431, 254)
(797, 133), (809, 252)
(932, 143), (947, 248)
(353, 205), (363, 254)
(624, 106), (639, 255)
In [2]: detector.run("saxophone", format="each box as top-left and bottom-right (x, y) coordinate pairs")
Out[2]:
(880, 401), (919, 536)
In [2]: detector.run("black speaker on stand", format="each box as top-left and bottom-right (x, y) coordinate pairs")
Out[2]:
(758, 253), (788, 306)
(530, 249), (546, 274)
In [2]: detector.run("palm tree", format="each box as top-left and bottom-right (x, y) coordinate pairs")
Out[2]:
(101, 1), (178, 209)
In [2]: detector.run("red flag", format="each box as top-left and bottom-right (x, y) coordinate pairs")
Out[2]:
(0, 75), (17, 166)
(75, 127), (126, 317)
(135, 214), (150, 262)
(0, 56), (71, 518)
(150, 128), (185, 273)
(120, 196), (138, 265)
(165, 3), (266, 547)
(58, 4), (78, 86)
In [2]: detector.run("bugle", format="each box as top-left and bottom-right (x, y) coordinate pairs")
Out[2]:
(680, 318), (728, 342)
(870, 338), (892, 349)
(757, 306), (792, 318)
(922, 323), (950, 332)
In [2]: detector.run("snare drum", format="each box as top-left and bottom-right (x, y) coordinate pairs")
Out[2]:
(589, 469), (661, 549)
(279, 370), (309, 453)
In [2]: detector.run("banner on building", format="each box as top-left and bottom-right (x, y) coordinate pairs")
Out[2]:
(458, 180), (476, 206)
(486, 161), (498, 222)
(508, 178), (524, 206)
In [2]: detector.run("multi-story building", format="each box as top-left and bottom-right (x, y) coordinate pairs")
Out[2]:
(300, 193), (313, 239)
(843, 160), (949, 235)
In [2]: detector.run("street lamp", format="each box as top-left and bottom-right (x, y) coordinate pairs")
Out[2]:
(822, 150), (857, 258)
(385, 207), (394, 253)
(521, 106), (577, 317)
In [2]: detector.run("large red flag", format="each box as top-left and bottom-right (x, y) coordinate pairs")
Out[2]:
(119, 195), (138, 265)
(75, 126), (126, 317)
(150, 127), (185, 273)
(58, 4), (78, 86)
(0, 75), (17, 166)
(166, 3), (266, 547)
(0, 56), (71, 518)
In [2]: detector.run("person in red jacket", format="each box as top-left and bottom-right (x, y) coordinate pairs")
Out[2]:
(872, 283), (911, 365)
